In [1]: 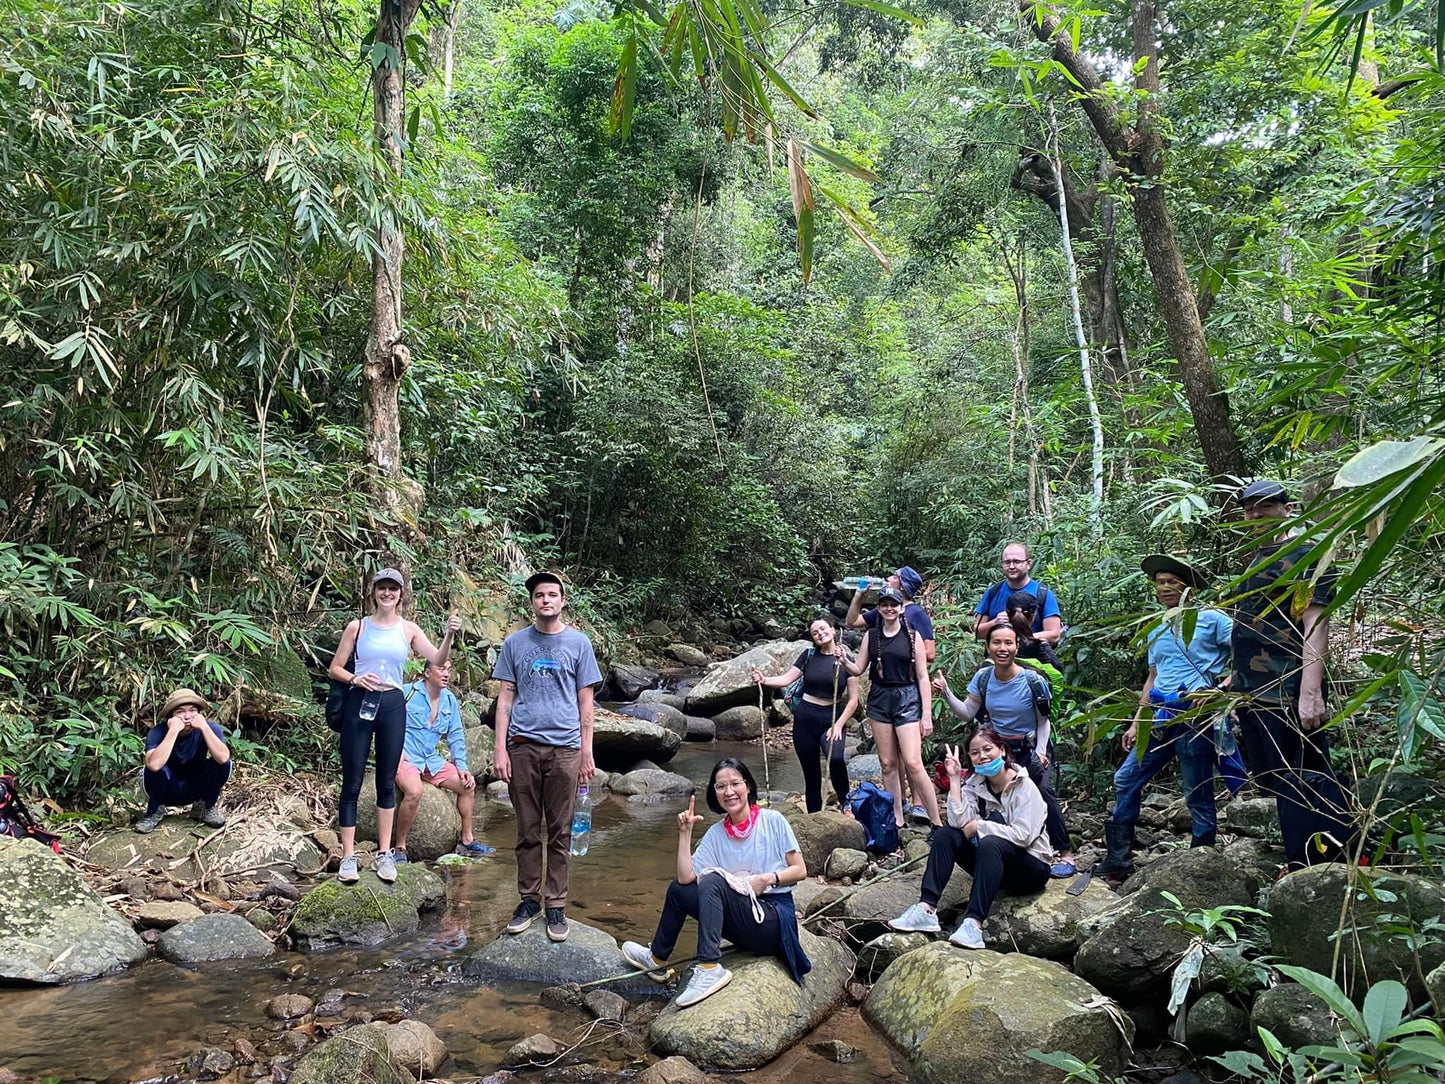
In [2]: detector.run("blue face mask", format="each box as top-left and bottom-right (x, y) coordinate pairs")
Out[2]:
(973, 755), (1006, 777)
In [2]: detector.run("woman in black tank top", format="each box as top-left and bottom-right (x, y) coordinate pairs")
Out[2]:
(844, 588), (941, 831)
(752, 619), (860, 812)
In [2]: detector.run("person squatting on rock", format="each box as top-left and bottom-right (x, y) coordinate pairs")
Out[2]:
(494, 571), (601, 943)
(328, 567), (462, 885)
(974, 541), (1064, 646)
(933, 623), (1076, 876)
(622, 758), (809, 1008)
(843, 587), (942, 833)
(1231, 479), (1356, 872)
(888, 728), (1052, 949)
(394, 658), (494, 863)
(1095, 554), (1233, 879)
(136, 688), (231, 834)
(750, 618), (859, 814)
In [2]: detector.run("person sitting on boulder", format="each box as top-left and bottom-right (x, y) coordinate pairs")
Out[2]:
(621, 757), (809, 1008)
(933, 624), (1075, 876)
(1095, 554), (1232, 880)
(749, 617), (859, 814)
(136, 688), (231, 834)
(394, 658), (494, 862)
(888, 727), (1051, 949)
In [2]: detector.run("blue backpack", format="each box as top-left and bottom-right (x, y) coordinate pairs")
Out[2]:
(847, 781), (900, 854)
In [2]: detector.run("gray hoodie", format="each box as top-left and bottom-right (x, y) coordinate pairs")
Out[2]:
(945, 768), (1053, 866)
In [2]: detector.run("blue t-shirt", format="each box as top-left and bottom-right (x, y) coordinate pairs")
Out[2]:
(862, 602), (934, 642)
(1148, 608), (1233, 697)
(967, 667), (1051, 739)
(492, 625), (603, 748)
(145, 721), (227, 778)
(974, 579), (1062, 634)
(401, 682), (467, 774)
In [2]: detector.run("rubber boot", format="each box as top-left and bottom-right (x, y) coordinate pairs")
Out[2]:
(1093, 821), (1135, 877)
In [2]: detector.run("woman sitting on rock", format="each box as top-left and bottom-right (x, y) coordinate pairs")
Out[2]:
(749, 618), (859, 814)
(622, 757), (809, 1008)
(889, 727), (1052, 948)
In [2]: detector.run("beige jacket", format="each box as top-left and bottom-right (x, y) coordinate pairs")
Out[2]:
(945, 769), (1053, 866)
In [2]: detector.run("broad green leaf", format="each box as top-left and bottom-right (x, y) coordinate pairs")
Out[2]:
(1362, 979), (1407, 1045)
(1333, 436), (1444, 488)
(1277, 965), (1367, 1037)
(793, 139), (881, 183)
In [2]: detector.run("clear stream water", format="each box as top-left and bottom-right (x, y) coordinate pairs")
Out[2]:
(0, 741), (908, 1084)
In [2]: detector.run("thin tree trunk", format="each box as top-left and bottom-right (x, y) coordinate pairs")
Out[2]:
(442, 2), (461, 100)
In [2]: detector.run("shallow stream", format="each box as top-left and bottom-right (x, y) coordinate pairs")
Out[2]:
(0, 741), (907, 1083)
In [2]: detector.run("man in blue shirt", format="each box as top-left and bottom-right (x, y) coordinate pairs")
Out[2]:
(394, 659), (491, 860)
(136, 688), (231, 834)
(1095, 554), (1233, 878)
(845, 564), (936, 663)
(974, 541), (1064, 645)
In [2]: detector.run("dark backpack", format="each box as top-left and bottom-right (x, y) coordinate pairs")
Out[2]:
(868, 614), (915, 684)
(0, 775), (61, 854)
(975, 666), (1052, 722)
(847, 781), (900, 854)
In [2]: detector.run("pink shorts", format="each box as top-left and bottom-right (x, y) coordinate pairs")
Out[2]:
(396, 755), (461, 788)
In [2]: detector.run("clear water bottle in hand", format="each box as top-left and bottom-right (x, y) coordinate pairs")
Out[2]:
(842, 576), (878, 591)
(569, 785), (592, 857)
(359, 691), (381, 721)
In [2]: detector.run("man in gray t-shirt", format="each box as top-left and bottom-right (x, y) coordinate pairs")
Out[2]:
(493, 572), (601, 943)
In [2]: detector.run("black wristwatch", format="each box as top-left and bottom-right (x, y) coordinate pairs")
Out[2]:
(772, 872), (780, 887)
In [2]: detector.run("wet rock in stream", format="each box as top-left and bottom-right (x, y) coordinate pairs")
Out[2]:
(463, 919), (666, 998)
(290, 1024), (414, 1084)
(290, 865), (445, 951)
(158, 912), (276, 964)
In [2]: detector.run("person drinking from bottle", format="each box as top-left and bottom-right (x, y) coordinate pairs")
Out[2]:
(933, 623), (1076, 875)
(493, 572), (601, 944)
(1095, 555), (1232, 880)
(843, 587), (941, 833)
(844, 565), (935, 663)
(888, 728), (1052, 949)
(328, 568), (462, 885)
(749, 618), (859, 813)
(621, 758), (809, 1008)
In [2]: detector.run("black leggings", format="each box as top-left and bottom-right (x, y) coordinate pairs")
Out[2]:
(922, 826), (1051, 921)
(338, 687), (407, 829)
(793, 699), (849, 813)
(651, 875), (786, 965)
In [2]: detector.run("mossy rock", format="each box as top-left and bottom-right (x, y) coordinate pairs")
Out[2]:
(291, 866), (446, 951)
(290, 1024), (416, 1084)
(249, 642), (316, 702)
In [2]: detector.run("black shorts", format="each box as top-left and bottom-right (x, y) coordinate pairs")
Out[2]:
(867, 684), (922, 727)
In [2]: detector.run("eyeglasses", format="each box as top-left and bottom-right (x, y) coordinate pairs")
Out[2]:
(1002, 559), (1030, 566)
(713, 780), (746, 793)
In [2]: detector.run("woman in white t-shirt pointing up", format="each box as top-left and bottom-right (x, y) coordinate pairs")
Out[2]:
(622, 758), (810, 1008)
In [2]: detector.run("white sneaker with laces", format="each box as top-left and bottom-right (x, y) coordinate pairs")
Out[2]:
(337, 855), (360, 884)
(375, 850), (397, 883)
(675, 964), (732, 1008)
(622, 940), (670, 982)
(949, 917), (985, 949)
(888, 902), (941, 933)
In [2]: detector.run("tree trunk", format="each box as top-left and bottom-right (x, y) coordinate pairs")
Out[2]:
(440, 2), (461, 100)
(365, 0), (426, 546)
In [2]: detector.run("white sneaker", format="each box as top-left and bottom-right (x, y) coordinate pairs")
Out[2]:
(675, 964), (731, 1008)
(337, 855), (360, 884)
(889, 902), (941, 933)
(949, 917), (985, 949)
(622, 940), (670, 982)
(375, 850), (397, 883)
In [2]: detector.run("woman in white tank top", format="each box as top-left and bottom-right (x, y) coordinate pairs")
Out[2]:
(327, 567), (462, 884)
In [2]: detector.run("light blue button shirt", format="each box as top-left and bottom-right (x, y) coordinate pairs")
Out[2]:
(1147, 608), (1233, 695)
(401, 682), (467, 775)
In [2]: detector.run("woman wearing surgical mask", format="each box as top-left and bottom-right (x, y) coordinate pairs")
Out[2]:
(886, 726), (1052, 949)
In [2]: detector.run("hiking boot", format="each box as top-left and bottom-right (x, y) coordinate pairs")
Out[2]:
(135, 809), (166, 834)
(888, 902), (941, 934)
(675, 965), (731, 1008)
(622, 940), (670, 982)
(546, 907), (569, 942)
(456, 840), (496, 857)
(375, 850), (397, 883)
(1093, 822), (1135, 879)
(337, 855), (360, 884)
(191, 801), (225, 828)
(506, 899), (542, 935)
(393, 848), (408, 865)
(949, 917), (985, 950)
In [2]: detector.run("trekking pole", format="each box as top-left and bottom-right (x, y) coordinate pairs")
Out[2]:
(758, 680), (771, 803)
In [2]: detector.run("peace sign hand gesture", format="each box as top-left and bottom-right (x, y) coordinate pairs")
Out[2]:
(678, 795), (703, 836)
(943, 743), (964, 779)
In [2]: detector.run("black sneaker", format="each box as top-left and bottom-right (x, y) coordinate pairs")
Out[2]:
(546, 907), (569, 942)
(505, 899), (542, 935)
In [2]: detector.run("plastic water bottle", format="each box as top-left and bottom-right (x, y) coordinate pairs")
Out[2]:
(569, 786), (592, 856)
(842, 576), (879, 591)
(1214, 712), (1238, 756)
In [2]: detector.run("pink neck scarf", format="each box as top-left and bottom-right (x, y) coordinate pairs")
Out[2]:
(724, 804), (762, 840)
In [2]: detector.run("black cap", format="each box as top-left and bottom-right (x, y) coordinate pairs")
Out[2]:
(524, 571), (565, 595)
(1239, 479), (1289, 506)
(877, 586), (906, 606)
(1140, 553), (1204, 590)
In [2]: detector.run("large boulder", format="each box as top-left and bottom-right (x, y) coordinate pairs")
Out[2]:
(86, 820), (322, 880)
(1075, 847), (1256, 998)
(462, 919), (662, 998)
(1250, 983), (1336, 1048)
(610, 769), (695, 798)
(290, 1024), (416, 1084)
(158, 913), (276, 964)
(1222, 798), (1279, 838)
(649, 927), (852, 1069)
(291, 866), (446, 951)
(785, 812), (866, 874)
(684, 716), (715, 742)
(1185, 991), (1250, 1055)
(865, 943), (1132, 1084)
(593, 712), (682, 770)
(607, 663), (660, 702)
(685, 640), (809, 715)
(838, 870), (970, 941)
(616, 702), (688, 739)
(356, 771), (461, 860)
(638, 688), (690, 711)
(982, 878), (1121, 960)
(0, 837), (146, 984)
(464, 725), (495, 780)
(666, 644), (710, 667)
(711, 705), (764, 741)
(855, 931), (931, 983)
(1270, 864), (1445, 1003)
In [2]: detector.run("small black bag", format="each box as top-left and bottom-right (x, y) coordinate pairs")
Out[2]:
(325, 617), (361, 733)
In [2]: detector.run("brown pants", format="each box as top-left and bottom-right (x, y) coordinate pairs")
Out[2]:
(508, 741), (580, 908)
